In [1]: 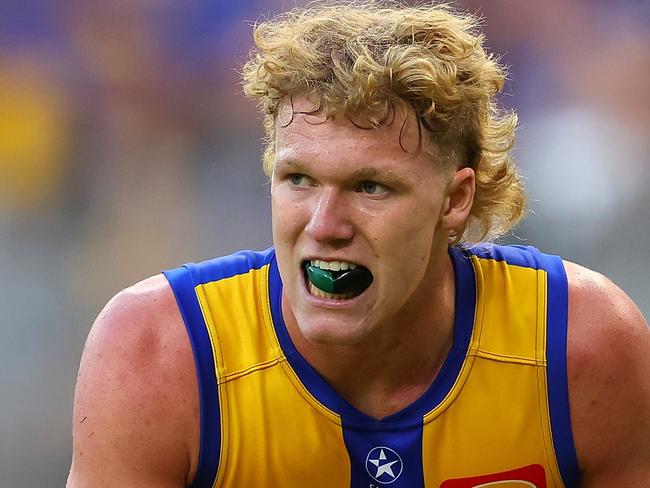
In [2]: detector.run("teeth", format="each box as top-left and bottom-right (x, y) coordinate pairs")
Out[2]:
(309, 259), (359, 271)
(308, 282), (354, 300)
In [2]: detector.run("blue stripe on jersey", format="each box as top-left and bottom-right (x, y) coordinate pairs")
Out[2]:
(268, 249), (475, 428)
(343, 423), (424, 487)
(163, 266), (221, 488)
(189, 247), (275, 284)
(542, 254), (582, 487)
(464, 243), (546, 270)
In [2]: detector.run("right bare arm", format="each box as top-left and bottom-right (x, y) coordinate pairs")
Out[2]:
(67, 274), (199, 487)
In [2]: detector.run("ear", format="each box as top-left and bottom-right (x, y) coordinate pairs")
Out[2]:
(438, 167), (475, 234)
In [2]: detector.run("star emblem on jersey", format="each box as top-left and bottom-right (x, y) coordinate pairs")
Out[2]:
(365, 446), (403, 484)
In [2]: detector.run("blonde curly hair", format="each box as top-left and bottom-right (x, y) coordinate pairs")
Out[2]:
(242, 1), (526, 242)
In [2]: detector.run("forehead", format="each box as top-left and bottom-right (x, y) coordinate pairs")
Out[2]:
(274, 96), (436, 171)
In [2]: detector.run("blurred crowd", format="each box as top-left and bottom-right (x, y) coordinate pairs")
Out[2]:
(0, 1), (648, 485)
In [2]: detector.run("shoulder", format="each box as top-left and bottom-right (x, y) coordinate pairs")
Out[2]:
(83, 274), (194, 383)
(564, 261), (649, 368)
(88, 274), (188, 360)
(68, 274), (199, 487)
(563, 261), (650, 485)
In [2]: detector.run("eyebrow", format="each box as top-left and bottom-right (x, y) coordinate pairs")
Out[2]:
(275, 158), (413, 186)
(274, 159), (303, 171)
(350, 167), (410, 182)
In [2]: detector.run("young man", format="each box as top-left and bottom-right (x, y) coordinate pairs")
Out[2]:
(67, 3), (650, 487)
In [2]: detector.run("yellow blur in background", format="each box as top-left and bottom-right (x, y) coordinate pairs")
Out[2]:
(0, 59), (68, 211)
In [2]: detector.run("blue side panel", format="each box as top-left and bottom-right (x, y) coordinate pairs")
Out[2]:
(343, 424), (424, 488)
(163, 265), (221, 488)
(541, 254), (582, 487)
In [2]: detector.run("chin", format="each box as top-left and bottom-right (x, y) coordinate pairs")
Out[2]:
(295, 315), (373, 347)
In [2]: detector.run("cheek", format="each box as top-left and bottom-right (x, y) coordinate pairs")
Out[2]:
(372, 210), (438, 277)
(271, 191), (309, 241)
(374, 204), (438, 249)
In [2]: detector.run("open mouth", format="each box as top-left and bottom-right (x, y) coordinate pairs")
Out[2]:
(302, 260), (373, 300)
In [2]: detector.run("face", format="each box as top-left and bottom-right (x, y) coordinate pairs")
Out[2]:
(271, 97), (468, 346)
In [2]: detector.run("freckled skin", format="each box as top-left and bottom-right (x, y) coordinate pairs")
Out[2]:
(274, 99), (456, 345)
(271, 96), (476, 416)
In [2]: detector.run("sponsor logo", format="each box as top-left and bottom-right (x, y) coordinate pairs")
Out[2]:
(440, 464), (547, 488)
(365, 446), (404, 484)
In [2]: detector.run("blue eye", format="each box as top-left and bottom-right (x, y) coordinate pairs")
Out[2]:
(359, 181), (388, 196)
(288, 174), (312, 187)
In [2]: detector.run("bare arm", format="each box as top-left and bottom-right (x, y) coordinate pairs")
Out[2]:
(565, 262), (650, 487)
(67, 275), (199, 487)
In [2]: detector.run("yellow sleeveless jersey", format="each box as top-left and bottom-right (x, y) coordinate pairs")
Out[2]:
(163, 244), (581, 488)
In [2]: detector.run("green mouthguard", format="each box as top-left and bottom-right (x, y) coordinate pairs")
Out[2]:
(306, 265), (373, 295)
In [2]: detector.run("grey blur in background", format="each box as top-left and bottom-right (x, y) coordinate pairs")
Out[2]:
(0, 0), (648, 486)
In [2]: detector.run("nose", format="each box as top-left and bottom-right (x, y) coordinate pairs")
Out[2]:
(305, 187), (355, 244)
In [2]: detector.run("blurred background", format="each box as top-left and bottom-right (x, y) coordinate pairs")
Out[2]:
(0, 0), (647, 485)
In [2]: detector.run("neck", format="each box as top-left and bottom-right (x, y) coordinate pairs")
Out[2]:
(282, 248), (456, 419)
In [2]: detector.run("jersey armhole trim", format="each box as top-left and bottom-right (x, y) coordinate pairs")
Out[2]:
(543, 255), (582, 487)
(163, 266), (220, 488)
